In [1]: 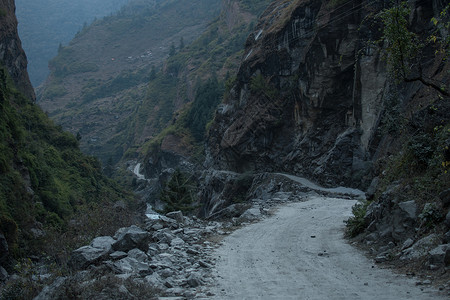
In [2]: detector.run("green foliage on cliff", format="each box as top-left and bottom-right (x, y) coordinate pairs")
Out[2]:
(185, 76), (224, 141)
(0, 66), (133, 258)
(160, 169), (197, 213)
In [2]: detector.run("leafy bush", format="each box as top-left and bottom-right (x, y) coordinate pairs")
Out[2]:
(345, 200), (370, 237)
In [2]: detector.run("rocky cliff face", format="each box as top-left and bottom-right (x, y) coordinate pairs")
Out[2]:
(0, 0), (34, 100)
(207, 0), (447, 189)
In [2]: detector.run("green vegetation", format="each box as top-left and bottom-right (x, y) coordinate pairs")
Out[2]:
(185, 76), (224, 141)
(250, 73), (279, 99)
(49, 47), (99, 78)
(81, 68), (150, 103)
(0, 66), (134, 261)
(378, 2), (449, 95)
(138, 0), (272, 162)
(159, 169), (197, 213)
(345, 200), (370, 237)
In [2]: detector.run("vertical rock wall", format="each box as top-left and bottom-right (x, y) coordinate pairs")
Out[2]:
(207, 0), (443, 189)
(0, 0), (35, 100)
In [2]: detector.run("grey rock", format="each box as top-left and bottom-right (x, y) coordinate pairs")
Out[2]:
(170, 237), (185, 247)
(375, 254), (387, 263)
(145, 272), (164, 288)
(159, 268), (175, 278)
(365, 232), (379, 242)
(33, 277), (66, 300)
(0, 266), (8, 281)
(187, 273), (202, 287)
(238, 207), (262, 222)
(128, 248), (148, 261)
(401, 234), (439, 260)
(198, 260), (211, 268)
(440, 188), (450, 207)
(113, 256), (152, 276)
(166, 211), (184, 223)
(443, 231), (450, 244)
(445, 211), (450, 228)
(71, 236), (115, 269)
(109, 251), (127, 260)
(398, 201), (417, 220)
(429, 244), (450, 266)
(401, 238), (414, 250)
(365, 177), (379, 199)
(113, 225), (150, 252)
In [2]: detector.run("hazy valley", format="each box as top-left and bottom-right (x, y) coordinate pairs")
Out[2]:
(1, 0), (450, 299)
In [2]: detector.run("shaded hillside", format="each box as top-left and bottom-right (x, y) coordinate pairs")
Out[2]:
(16, 0), (129, 86)
(38, 0), (222, 163)
(135, 0), (273, 166)
(0, 0), (135, 266)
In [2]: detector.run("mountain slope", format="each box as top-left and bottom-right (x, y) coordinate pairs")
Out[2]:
(16, 0), (129, 86)
(38, 0), (222, 163)
(0, 0), (134, 264)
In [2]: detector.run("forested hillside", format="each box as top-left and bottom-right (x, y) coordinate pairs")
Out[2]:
(38, 0), (271, 166)
(1, 0), (136, 273)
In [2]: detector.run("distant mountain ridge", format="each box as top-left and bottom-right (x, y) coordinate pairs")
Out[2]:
(16, 0), (130, 86)
(38, 0), (270, 164)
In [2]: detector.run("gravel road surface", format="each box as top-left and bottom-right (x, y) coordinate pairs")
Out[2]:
(210, 196), (444, 299)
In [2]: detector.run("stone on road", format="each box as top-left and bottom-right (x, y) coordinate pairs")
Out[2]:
(210, 196), (444, 299)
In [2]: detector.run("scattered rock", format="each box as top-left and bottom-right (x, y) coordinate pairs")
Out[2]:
(113, 256), (153, 276)
(439, 188), (450, 207)
(398, 201), (416, 220)
(0, 266), (8, 281)
(166, 211), (184, 223)
(237, 207), (261, 222)
(113, 225), (150, 252)
(33, 277), (67, 300)
(365, 177), (379, 199)
(428, 244), (450, 267)
(445, 211), (450, 228)
(71, 236), (115, 269)
(401, 234), (439, 260)
(443, 231), (450, 244)
(187, 273), (202, 287)
(401, 238), (414, 250)
(110, 251), (127, 260)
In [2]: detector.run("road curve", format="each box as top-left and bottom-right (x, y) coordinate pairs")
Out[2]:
(209, 196), (444, 300)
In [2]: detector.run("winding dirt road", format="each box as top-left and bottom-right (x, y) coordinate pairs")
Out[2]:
(210, 196), (444, 299)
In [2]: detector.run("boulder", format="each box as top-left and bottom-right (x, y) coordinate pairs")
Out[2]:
(113, 257), (153, 276)
(365, 177), (379, 199)
(33, 277), (67, 300)
(445, 210), (450, 228)
(113, 225), (150, 252)
(187, 273), (202, 287)
(71, 236), (115, 269)
(401, 234), (439, 260)
(170, 237), (185, 247)
(428, 244), (450, 266)
(128, 248), (148, 262)
(0, 266), (8, 281)
(443, 231), (450, 244)
(398, 201), (417, 220)
(237, 207), (262, 223)
(166, 211), (184, 223)
(439, 188), (450, 207)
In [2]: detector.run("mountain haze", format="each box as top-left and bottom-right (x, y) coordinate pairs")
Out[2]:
(16, 0), (130, 86)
